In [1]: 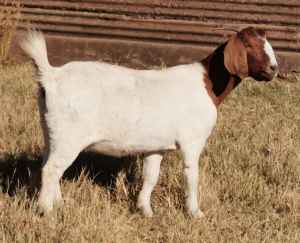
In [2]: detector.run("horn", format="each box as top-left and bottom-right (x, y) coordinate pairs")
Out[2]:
(215, 24), (245, 33)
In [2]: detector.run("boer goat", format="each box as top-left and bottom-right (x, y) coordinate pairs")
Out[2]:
(20, 27), (279, 218)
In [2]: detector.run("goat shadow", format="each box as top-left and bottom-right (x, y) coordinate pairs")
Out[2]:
(0, 149), (139, 198)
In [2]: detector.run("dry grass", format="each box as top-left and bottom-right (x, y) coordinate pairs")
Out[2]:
(0, 63), (300, 242)
(0, 1), (22, 64)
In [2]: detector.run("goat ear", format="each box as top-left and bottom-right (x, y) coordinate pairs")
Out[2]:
(224, 35), (248, 79)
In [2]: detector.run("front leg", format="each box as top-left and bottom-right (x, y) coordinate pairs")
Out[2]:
(137, 152), (164, 217)
(181, 140), (207, 219)
(183, 162), (204, 218)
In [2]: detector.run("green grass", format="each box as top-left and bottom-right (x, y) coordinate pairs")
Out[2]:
(0, 63), (300, 242)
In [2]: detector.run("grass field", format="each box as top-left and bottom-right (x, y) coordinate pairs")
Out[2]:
(0, 63), (300, 242)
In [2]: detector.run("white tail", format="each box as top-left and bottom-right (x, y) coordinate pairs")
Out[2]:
(19, 29), (52, 73)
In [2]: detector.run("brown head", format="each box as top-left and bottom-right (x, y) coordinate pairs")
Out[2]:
(201, 27), (279, 107)
(224, 27), (278, 81)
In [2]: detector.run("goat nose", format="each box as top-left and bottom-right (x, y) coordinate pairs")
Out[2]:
(270, 64), (278, 71)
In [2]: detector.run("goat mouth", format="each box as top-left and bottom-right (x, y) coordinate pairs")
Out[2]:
(260, 69), (277, 81)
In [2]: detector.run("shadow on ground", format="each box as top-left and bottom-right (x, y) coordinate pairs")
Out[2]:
(0, 149), (139, 197)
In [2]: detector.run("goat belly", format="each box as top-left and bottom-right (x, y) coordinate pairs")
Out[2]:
(85, 139), (178, 157)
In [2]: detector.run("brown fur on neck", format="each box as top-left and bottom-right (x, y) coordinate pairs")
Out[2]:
(200, 43), (242, 108)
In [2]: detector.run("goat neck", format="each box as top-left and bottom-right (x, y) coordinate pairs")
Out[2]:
(201, 43), (242, 108)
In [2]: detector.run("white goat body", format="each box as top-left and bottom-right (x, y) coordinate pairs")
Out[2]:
(44, 61), (216, 157)
(20, 28), (277, 218)
(21, 30), (216, 218)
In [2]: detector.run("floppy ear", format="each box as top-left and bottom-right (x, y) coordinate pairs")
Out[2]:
(224, 35), (248, 79)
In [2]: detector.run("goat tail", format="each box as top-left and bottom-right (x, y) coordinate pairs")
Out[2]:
(19, 29), (53, 74)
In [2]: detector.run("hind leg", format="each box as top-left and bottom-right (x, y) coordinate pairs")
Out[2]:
(137, 152), (164, 217)
(37, 126), (63, 204)
(37, 145), (80, 213)
(28, 104), (50, 196)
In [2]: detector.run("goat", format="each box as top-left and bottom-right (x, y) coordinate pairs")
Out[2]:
(20, 27), (279, 218)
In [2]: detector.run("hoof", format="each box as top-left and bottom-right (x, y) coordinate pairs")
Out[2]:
(187, 208), (205, 219)
(36, 202), (53, 216)
(36, 206), (47, 216)
(137, 202), (153, 218)
(193, 209), (205, 219)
